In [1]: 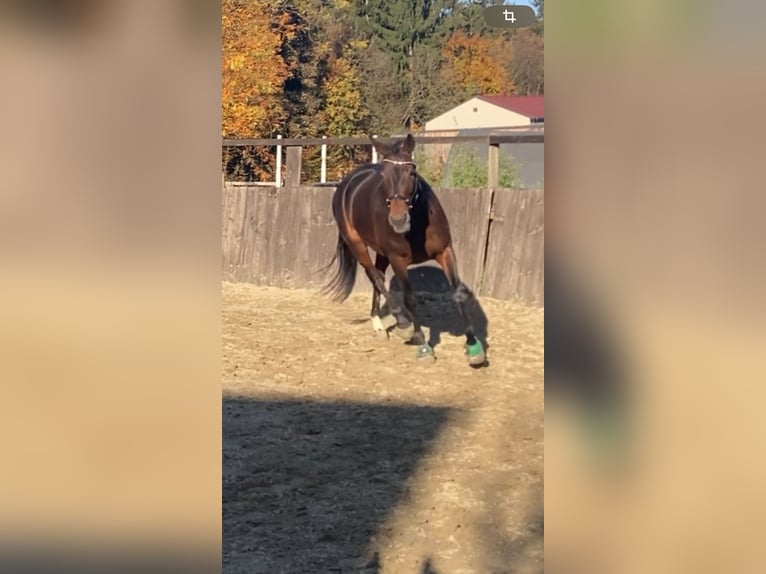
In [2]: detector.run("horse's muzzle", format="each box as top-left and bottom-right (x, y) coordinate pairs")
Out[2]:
(388, 213), (411, 234)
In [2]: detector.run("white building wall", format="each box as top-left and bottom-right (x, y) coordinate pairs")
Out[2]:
(424, 97), (531, 131)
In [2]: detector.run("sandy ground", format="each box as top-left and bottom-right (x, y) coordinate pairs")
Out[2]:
(222, 276), (543, 574)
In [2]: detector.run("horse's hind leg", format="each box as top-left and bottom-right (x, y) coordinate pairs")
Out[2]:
(435, 246), (486, 366)
(370, 254), (389, 332)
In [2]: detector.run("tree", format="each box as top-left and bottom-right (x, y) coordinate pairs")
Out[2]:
(354, 0), (456, 128)
(440, 30), (515, 98)
(508, 28), (544, 94)
(221, 0), (542, 181)
(285, 0), (372, 178)
(222, 0), (299, 138)
(531, 0), (544, 35)
(447, 0), (502, 36)
(409, 42), (465, 128)
(222, 0), (303, 179)
(324, 54), (369, 136)
(356, 41), (408, 133)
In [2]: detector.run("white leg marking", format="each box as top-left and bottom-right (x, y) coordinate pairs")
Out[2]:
(371, 316), (385, 332)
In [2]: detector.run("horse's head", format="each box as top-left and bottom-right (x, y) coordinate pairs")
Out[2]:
(370, 133), (418, 234)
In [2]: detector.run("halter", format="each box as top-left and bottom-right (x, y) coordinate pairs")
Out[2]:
(382, 158), (417, 167)
(382, 158), (418, 209)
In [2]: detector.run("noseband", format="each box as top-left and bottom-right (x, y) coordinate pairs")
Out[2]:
(382, 158), (418, 209)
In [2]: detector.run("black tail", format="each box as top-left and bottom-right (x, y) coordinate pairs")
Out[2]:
(320, 234), (358, 302)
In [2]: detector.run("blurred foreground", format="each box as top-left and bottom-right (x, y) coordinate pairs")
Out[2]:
(0, 2), (221, 572)
(546, 1), (766, 571)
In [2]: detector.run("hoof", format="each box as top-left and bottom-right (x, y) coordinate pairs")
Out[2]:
(394, 323), (414, 341)
(371, 316), (385, 333)
(416, 344), (435, 360)
(465, 340), (486, 366)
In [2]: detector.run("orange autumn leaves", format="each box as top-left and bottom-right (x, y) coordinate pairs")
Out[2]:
(222, 0), (367, 140)
(441, 30), (515, 96)
(222, 2), (535, 140)
(222, 0), (299, 138)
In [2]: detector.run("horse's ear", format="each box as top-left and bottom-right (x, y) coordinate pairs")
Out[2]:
(369, 135), (391, 158)
(402, 133), (415, 153)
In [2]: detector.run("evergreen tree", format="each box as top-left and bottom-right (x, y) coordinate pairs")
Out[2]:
(354, 0), (456, 129)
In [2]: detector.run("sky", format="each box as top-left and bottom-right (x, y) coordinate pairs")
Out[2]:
(491, 1), (539, 13)
(497, 0), (536, 7)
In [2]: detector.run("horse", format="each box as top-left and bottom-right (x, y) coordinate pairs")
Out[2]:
(321, 133), (486, 366)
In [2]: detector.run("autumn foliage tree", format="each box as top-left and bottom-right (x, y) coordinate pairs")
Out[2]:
(222, 0), (543, 181)
(440, 30), (515, 98)
(222, 0), (300, 138)
(222, 0), (304, 179)
(285, 0), (372, 179)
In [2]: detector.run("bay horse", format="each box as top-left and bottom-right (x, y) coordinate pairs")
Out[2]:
(322, 134), (486, 366)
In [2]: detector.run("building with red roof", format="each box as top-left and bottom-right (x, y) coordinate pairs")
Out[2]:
(424, 95), (544, 131)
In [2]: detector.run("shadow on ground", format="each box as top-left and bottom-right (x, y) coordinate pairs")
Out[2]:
(475, 482), (544, 574)
(382, 264), (490, 352)
(223, 396), (454, 574)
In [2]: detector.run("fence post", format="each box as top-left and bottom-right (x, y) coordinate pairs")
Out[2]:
(371, 134), (378, 163)
(320, 136), (327, 183)
(285, 146), (302, 187)
(275, 134), (283, 187)
(488, 139), (500, 189)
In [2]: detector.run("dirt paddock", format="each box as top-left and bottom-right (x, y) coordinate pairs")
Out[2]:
(223, 274), (544, 574)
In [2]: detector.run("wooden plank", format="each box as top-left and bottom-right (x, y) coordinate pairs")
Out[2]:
(521, 189), (544, 305)
(277, 187), (322, 288)
(266, 188), (289, 287)
(221, 183), (247, 281)
(293, 188), (316, 286)
(292, 186), (358, 293)
(517, 193), (535, 303)
(306, 187), (341, 290)
(488, 143), (500, 189)
(484, 190), (505, 299)
(490, 188), (522, 300)
(489, 134), (544, 145)
(285, 146), (303, 187)
(482, 188), (545, 305)
(433, 188), (493, 294)
(509, 189), (530, 300)
(222, 184), (243, 280)
(222, 133), (543, 147)
(243, 187), (272, 285)
(267, 187), (291, 287)
(223, 184), (255, 282)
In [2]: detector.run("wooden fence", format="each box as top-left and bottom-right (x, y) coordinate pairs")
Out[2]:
(223, 131), (544, 188)
(222, 183), (544, 306)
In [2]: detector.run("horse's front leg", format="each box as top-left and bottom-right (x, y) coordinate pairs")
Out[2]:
(435, 246), (486, 367)
(369, 254), (389, 332)
(390, 257), (433, 358)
